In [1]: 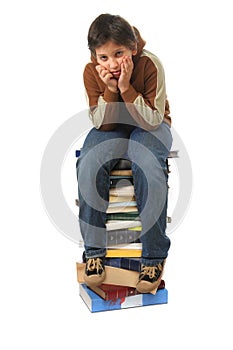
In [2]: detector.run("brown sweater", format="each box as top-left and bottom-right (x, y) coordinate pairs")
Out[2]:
(83, 27), (172, 131)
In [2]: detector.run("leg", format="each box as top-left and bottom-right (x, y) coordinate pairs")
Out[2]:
(76, 126), (130, 258)
(128, 122), (173, 265)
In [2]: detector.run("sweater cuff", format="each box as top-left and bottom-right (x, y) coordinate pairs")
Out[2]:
(103, 87), (119, 102)
(120, 85), (139, 103)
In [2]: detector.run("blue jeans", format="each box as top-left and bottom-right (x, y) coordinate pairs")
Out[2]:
(76, 122), (173, 266)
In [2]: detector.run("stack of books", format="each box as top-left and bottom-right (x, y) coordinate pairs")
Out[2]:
(76, 150), (178, 312)
(106, 158), (142, 259)
(76, 261), (167, 312)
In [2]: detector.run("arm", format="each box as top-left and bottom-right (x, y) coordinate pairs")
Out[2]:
(120, 53), (168, 130)
(83, 64), (120, 130)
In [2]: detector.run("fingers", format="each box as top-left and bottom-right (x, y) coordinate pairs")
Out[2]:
(121, 56), (133, 75)
(96, 65), (112, 80)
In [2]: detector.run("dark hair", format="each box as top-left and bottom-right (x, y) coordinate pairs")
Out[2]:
(88, 14), (138, 56)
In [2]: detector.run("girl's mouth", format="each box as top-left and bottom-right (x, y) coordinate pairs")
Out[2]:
(111, 70), (121, 78)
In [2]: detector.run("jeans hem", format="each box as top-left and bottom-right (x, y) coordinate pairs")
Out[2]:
(84, 248), (106, 259)
(141, 257), (166, 266)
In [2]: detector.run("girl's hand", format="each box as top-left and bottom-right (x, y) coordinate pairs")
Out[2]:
(96, 65), (118, 93)
(118, 56), (134, 94)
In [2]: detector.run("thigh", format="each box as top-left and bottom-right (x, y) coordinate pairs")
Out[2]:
(77, 126), (131, 176)
(129, 122), (173, 158)
(81, 126), (131, 155)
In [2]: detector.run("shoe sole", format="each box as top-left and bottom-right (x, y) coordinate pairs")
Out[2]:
(136, 260), (166, 294)
(136, 278), (162, 293)
(84, 271), (106, 287)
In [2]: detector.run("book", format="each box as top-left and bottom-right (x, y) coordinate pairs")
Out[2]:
(110, 169), (133, 176)
(109, 185), (135, 197)
(76, 263), (156, 292)
(106, 220), (142, 231)
(109, 195), (136, 203)
(88, 279), (165, 301)
(104, 257), (141, 272)
(89, 284), (141, 301)
(105, 243), (142, 259)
(106, 212), (140, 220)
(81, 252), (142, 269)
(107, 242), (142, 249)
(106, 205), (138, 214)
(106, 248), (142, 258)
(108, 200), (137, 208)
(128, 226), (142, 231)
(168, 150), (179, 158)
(106, 228), (141, 245)
(79, 283), (168, 312)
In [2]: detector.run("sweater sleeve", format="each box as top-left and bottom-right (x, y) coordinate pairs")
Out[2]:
(120, 53), (167, 130)
(83, 63), (119, 129)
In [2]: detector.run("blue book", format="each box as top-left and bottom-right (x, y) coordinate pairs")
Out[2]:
(79, 284), (168, 312)
(105, 257), (141, 272)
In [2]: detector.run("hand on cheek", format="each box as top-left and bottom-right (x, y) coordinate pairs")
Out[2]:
(96, 65), (118, 93)
(118, 56), (133, 93)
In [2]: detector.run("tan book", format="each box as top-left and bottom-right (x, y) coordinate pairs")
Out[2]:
(106, 220), (142, 231)
(106, 205), (138, 214)
(109, 195), (136, 203)
(109, 185), (135, 197)
(106, 248), (142, 258)
(110, 169), (133, 176)
(76, 263), (156, 294)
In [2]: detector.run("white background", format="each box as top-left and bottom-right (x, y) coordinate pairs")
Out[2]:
(1, 0), (232, 349)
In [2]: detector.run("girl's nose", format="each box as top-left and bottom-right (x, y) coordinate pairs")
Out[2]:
(109, 57), (119, 70)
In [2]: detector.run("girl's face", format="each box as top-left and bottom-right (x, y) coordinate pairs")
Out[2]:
(95, 41), (137, 79)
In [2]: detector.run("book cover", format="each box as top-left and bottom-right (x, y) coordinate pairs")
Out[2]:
(79, 284), (168, 312)
(106, 229), (141, 245)
(109, 195), (136, 203)
(108, 200), (137, 208)
(77, 263), (151, 290)
(106, 220), (142, 231)
(82, 253), (142, 272)
(109, 185), (135, 197)
(106, 205), (138, 214)
(89, 284), (141, 301)
(107, 242), (142, 249)
(106, 212), (140, 220)
(106, 248), (141, 258)
(89, 280), (166, 301)
(110, 169), (133, 176)
(104, 257), (141, 271)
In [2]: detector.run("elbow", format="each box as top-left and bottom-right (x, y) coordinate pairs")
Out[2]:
(98, 123), (118, 131)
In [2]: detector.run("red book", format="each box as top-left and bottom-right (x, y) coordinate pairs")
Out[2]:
(88, 280), (165, 302)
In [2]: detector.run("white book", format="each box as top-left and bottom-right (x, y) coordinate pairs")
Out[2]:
(108, 201), (137, 208)
(106, 220), (142, 231)
(109, 185), (135, 197)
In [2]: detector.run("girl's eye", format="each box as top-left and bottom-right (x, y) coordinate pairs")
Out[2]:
(100, 56), (107, 61)
(116, 51), (123, 57)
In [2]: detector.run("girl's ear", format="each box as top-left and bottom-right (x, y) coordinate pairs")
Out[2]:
(132, 44), (137, 56)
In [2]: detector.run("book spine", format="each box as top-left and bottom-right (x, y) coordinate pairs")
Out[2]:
(107, 229), (140, 245)
(106, 213), (140, 220)
(105, 257), (141, 272)
(105, 286), (140, 301)
(102, 280), (166, 301)
(79, 284), (168, 312)
(106, 249), (141, 258)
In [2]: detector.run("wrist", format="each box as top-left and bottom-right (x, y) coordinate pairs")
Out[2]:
(108, 87), (118, 93)
(119, 83), (130, 94)
(119, 87), (129, 94)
